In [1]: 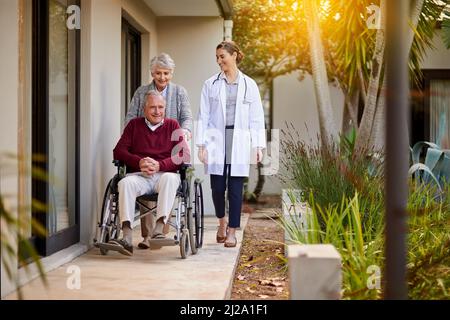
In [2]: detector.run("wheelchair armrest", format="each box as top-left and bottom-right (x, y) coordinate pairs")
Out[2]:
(113, 160), (124, 167)
(113, 160), (189, 178)
(113, 160), (127, 177)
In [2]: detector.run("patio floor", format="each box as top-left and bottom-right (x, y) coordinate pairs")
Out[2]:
(4, 214), (249, 300)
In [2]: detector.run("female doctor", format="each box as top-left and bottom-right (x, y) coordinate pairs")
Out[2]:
(196, 41), (266, 248)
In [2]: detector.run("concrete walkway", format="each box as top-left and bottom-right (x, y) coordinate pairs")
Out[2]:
(5, 214), (249, 300)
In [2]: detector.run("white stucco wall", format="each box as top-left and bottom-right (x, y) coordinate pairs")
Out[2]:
(422, 30), (450, 69)
(157, 16), (224, 216)
(80, 0), (159, 244)
(79, 0), (121, 246)
(0, 0), (20, 299)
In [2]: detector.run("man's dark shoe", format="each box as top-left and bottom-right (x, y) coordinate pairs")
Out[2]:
(108, 238), (133, 256)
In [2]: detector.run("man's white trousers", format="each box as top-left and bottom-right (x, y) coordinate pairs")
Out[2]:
(117, 172), (180, 224)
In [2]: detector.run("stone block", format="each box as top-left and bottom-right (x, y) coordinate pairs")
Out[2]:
(288, 244), (342, 300)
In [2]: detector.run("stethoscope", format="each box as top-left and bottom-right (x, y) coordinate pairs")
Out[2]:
(212, 72), (250, 104)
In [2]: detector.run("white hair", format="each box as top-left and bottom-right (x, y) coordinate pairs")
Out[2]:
(150, 53), (175, 73)
(144, 90), (166, 105)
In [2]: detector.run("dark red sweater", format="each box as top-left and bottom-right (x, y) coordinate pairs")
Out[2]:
(113, 118), (190, 173)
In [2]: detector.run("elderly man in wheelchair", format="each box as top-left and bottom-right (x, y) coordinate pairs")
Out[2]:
(95, 90), (202, 257)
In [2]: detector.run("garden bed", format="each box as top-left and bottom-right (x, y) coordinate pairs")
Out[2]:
(231, 196), (289, 300)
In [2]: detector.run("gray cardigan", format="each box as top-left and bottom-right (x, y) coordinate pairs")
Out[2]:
(125, 81), (193, 131)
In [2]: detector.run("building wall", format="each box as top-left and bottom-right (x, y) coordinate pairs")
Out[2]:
(80, 0), (159, 245)
(79, 0), (122, 246)
(0, 0), (20, 298)
(157, 16), (224, 216)
(422, 30), (450, 69)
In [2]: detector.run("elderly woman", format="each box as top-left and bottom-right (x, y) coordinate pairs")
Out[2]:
(125, 52), (192, 134)
(125, 53), (193, 249)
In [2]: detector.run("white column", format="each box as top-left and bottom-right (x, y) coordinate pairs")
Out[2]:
(0, 0), (20, 299)
(223, 19), (233, 41)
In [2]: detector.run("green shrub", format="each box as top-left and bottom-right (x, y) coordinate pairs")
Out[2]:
(280, 192), (384, 299)
(280, 124), (384, 229)
(1, 153), (48, 299)
(407, 183), (450, 299)
(280, 126), (450, 299)
(280, 183), (450, 300)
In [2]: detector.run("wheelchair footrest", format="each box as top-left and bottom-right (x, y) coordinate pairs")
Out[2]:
(148, 238), (178, 247)
(96, 242), (122, 251)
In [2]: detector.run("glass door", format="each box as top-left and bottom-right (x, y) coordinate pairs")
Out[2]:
(32, 0), (80, 256)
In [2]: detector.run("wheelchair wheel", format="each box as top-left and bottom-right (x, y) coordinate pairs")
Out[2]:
(187, 205), (198, 255)
(183, 179), (197, 255)
(97, 177), (120, 255)
(193, 179), (205, 248)
(179, 229), (189, 259)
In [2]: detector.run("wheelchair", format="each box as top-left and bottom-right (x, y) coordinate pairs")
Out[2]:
(94, 160), (204, 259)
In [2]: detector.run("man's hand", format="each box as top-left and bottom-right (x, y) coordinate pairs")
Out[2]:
(148, 158), (160, 173)
(139, 157), (160, 176)
(139, 157), (152, 176)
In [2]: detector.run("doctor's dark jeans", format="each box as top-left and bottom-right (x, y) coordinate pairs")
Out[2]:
(210, 164), (245, 229)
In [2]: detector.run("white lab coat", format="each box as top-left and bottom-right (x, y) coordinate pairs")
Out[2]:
(195, 70), (266, 177)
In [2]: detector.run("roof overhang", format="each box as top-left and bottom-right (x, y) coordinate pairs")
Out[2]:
(215, 0), (234, 19)
(143, 0), (233, 17)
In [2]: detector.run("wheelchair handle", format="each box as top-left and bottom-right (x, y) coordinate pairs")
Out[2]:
(179, 163), (191, 181)
(113, 160), (124, 167)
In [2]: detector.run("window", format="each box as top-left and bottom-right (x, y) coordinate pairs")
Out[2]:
(411, 70), (450, 148)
